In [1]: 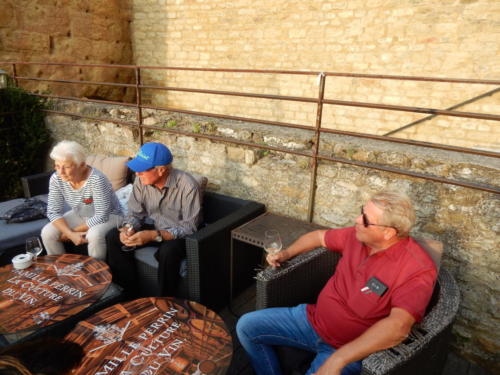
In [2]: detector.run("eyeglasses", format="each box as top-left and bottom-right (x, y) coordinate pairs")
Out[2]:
(361, 207), (398, 232)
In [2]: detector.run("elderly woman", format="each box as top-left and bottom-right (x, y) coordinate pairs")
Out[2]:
(41, 140), (122, 260)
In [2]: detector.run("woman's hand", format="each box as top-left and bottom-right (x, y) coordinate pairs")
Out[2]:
(60, 229), (87, 242)
(67, 231), (88, 246)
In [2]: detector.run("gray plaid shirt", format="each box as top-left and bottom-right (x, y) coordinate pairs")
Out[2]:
(126, 168), (202, 239)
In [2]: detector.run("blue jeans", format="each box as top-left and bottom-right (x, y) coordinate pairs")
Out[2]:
(236, 304), (362, 375)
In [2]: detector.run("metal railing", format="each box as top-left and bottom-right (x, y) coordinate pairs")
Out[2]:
(1, 61), (499, 221)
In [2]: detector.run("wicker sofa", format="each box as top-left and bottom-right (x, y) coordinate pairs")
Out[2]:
(255, 240), (460, 375)
(2, 156), (266, 311)
(0, 156), (131, 265)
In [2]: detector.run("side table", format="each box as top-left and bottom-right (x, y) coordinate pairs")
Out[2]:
(230, 212), (326, 303)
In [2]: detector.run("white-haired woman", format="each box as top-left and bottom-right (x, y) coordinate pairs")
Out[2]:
(41, 140), (123, 260)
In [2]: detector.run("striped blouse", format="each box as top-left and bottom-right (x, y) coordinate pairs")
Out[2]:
(47, 167), (122, 227)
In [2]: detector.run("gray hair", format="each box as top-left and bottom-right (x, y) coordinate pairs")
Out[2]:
(49, 140), (86, 165)
(370, 190), (416, 237)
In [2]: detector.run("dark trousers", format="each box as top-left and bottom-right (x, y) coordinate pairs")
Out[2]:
(105, 228), (186, 298)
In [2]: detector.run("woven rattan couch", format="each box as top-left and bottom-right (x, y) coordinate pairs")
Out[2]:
(255, 241), (460, 375)
(0, 156), (131, 265)
(8, 161), (266, 311)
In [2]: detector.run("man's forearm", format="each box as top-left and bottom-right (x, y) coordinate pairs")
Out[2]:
(284, 230), (327, 260)
(316, 308), (414, 374)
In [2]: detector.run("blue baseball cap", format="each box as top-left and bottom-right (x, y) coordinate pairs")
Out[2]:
(127, 142), (173, 172)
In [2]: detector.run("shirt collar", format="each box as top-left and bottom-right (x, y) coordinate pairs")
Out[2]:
(369, 237), (409, 260)
(164, 168), (178, 189)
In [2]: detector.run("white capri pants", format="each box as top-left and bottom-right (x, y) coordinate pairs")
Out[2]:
(41, 210), (122, 261)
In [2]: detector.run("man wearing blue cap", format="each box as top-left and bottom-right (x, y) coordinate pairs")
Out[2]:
(106, 142), (202, 297)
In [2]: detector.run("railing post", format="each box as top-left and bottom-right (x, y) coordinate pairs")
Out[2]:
(11, 63), (18, 87)
(135, 66), (144, 145)
(307, 72), (326, 223)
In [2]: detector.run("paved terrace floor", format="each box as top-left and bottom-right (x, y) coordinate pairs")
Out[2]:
(221, 284), (494, 375)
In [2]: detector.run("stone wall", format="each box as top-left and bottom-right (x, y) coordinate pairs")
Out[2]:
(130, 0), (500, 151)
(0, 0), (135, 100)
(45, 101), (499, 372)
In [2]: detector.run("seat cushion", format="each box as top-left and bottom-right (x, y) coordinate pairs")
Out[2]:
(86, 155), (130, 191)
(134, 246), (159, 268)
(0, 196), (49, 252)
(415, 238), (443, 270)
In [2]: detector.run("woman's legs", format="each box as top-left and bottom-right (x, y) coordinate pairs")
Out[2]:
(41, 210), (82, 255)
(86, 214), (122, 260)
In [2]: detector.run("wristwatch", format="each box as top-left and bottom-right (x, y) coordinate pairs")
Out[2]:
(155, 230), (162, 243)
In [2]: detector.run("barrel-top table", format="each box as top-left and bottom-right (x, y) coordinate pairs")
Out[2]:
(66, 297), (232, 374)
(0, 253), (111, 334)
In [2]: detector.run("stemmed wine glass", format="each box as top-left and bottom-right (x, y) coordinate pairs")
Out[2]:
(263, 230), (282, 268)
(116, 218), (136, 252)
(25, 237), (43, 261)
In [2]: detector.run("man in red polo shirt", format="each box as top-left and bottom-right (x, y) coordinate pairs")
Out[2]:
(237, 191), (437, 375)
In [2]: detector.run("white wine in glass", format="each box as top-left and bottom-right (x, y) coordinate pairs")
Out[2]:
(26, 237), (43, 260)
(116, 218), (136, 252)
(263, 230), (282, 255)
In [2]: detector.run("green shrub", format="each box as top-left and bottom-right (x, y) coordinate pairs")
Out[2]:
(0, 87), (51, 200)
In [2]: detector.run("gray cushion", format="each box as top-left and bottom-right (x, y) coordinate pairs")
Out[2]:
(134, 246), (187, 278)
(134, 246), (159, 268)
(0, 196), (49, 252)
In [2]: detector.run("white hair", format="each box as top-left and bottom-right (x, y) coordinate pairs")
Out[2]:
(370, 190), (416, 237)
(49, 140), (86, 165)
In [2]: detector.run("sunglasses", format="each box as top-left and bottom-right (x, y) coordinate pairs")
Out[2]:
(361, 207), (398, 232)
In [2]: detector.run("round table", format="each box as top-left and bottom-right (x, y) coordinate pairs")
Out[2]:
(0, 253), (111, 334)
(66, 297), (232, 374)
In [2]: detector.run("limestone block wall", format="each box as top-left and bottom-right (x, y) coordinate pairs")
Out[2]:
(45, 101), (499, 372)
(131, 0), (500, 151)
(0, 0), (135, 100)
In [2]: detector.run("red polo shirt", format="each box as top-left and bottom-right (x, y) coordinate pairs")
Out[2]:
(306, 227), (437, 348)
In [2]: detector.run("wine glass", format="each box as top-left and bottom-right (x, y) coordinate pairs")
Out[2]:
(116, 218), (136, 252)
(263, 230), (282, 256)
(26, 237), (43, 261)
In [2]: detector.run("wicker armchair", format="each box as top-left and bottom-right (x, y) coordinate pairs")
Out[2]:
(134, 191), (265, 311)
(255, 244), (460, 375)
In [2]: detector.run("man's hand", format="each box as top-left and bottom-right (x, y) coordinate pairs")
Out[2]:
(313, 308), (416, 375)
(120, 227), (137, 246)
(266, 249), (290, 268)
(313, 355), (344, 375)
(120, 230), (155, 247)
(267, 230), (328, 268)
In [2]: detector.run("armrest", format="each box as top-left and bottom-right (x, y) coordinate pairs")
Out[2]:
(255, 247), (341, 310)
(21, 172), (52, 198)
(184, 200), (265, 310)
(361, 267), (460, 375)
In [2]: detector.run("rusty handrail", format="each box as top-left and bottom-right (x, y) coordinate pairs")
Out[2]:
(3, 61), (500, 84)
(323, 98), (500, 122)
(38, 108), (500, 196)
(1, 61), (498, 220)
